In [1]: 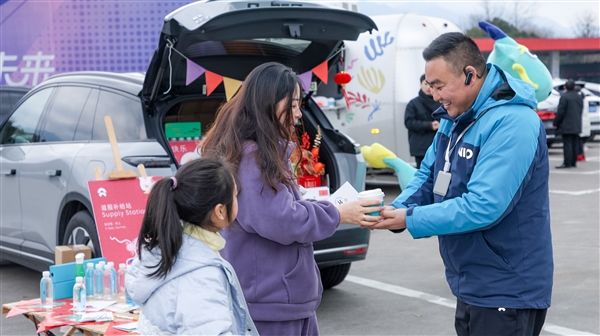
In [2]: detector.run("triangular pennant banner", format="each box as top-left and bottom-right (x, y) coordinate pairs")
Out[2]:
(312, 60), (328, 84)
(205, 71), (223, 96)
(223, 77), (242, 101)
(186, 59), (205, 86)
(298, 71), (312, 93)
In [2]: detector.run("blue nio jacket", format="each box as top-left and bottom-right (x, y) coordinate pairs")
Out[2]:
(391, 64), (553, 309)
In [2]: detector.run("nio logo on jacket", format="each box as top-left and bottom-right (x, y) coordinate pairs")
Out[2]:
(458, 147), (473, 159)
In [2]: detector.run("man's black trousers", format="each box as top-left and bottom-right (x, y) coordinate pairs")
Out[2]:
(455, 300), (547, 336)
(562, 133), (579, 167)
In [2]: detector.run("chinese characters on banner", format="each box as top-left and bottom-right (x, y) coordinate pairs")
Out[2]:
(88, 177), (162, 265)
(0, 51), (55, 86)
(169, 140), (201, 165)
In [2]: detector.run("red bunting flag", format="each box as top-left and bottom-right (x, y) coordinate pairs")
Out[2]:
(205, 71), (223, 96)
(312, 60), (328, 84)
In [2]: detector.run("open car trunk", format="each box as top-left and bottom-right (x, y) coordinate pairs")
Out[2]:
(141, 0), (377, 192)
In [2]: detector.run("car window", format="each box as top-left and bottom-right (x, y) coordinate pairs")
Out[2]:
(73, 88), (100, 141)
(39, 86), (92, 142)
(0, 88), (53, 144)
(92, 90), (147, 141)
(0, 91), (12, 125)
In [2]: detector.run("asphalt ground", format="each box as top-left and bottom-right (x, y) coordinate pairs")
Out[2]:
(1, 140), (599, 335)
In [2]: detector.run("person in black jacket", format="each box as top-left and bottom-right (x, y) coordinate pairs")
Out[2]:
(554, 80), (583, 169)
(404, 74), (440, 168)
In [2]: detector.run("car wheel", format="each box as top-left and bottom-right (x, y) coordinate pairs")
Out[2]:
(320, 263), (351, 289)
(63, 211), (102, 257)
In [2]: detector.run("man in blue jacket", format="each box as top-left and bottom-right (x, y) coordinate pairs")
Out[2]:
(365, 32), (553, 335)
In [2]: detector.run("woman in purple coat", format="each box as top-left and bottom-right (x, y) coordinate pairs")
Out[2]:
(201, 62), (381, 335)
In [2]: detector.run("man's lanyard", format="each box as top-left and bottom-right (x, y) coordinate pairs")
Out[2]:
(443, 108), (491, 173)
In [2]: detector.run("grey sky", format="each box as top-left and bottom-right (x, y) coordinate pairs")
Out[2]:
(356, 1), (600, 37)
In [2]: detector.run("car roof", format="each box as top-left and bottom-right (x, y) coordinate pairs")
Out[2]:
(40, 71), (144, 96)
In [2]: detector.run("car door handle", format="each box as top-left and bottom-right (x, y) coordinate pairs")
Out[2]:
(1, 169), (16, 175)
(46, 170), (62, 177)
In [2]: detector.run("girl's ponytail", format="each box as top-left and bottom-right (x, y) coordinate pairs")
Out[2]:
(136, 157), (235, 279)
(137, 176), (183, 278)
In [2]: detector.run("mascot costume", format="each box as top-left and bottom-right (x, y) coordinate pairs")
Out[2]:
(360, 143), (416, 190)
(478, 21), (552, 103)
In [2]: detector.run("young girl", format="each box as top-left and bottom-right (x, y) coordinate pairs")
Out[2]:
(125, 158), (258, 335)
(201, 62), (382, 335)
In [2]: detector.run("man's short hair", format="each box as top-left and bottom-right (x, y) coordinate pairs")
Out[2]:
(423, 32), (486, 77)
(420, 74), (426, 83)
(565, 80), (575, 91)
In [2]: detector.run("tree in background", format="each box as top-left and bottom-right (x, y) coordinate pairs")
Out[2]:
(466, 17), (539, 38)
(464, 1), (548, 38)
(509, 2), (537, 33)
(573, 11), (600, 38)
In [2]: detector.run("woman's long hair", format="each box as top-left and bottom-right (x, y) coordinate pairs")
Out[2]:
(137, 157), (236, 278)
(201, 62), (303, 191)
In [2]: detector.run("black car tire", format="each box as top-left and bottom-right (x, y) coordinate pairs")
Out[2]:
(320, 263), (351, 289)
(63, 211), (102, 257)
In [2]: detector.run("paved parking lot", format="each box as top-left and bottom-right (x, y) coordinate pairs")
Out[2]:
(1, 141), (599, 335)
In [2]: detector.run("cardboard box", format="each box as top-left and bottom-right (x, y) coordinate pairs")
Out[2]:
(54, 245), (92, 265)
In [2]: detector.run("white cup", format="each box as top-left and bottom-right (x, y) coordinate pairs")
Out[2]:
(357, 188), (385, 216)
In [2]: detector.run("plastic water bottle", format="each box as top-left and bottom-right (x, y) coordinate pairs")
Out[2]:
(103, 264), (115, 299)
(85, 263), (94, 298)
(75, 253), (85, 279)
(108, 262), (117, 294)
(73, 276), (86, 314)
(94, 264), (104, 299)
(117, 263), (126, 300)
(40, 271), (53, 309)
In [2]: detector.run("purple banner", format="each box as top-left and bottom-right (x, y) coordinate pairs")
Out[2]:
(0, 0), (193, 87)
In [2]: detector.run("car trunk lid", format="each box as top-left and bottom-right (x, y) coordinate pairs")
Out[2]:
(141, 0), (377, 111)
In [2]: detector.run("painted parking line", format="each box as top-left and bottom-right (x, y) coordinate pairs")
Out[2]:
(549, 188), (600, 196)
(548, 156), (600, 163)
(550, 170), (599, 175)
(345, 275), (596, 336)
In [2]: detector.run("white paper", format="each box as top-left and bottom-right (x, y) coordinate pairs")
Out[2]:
(112, 322), (139, 332)
(78, 311), (114, 322)
(301, 186), (330, 200)
(105, 303), (137, 313)
(85, 300), (117, 311)
(327, 181), (359, 205)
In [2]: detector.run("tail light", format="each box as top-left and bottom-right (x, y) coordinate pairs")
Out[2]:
(343, 247), (368, 255)
(536, 110), (555, 121)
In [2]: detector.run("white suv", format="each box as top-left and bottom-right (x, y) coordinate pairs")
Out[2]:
(536, 79), (600, 146)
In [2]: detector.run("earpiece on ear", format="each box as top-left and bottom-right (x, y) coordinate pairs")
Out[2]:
(465, 72), (473, 86)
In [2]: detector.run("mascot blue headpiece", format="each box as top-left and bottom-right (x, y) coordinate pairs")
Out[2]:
(479, 21), (552, 102)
